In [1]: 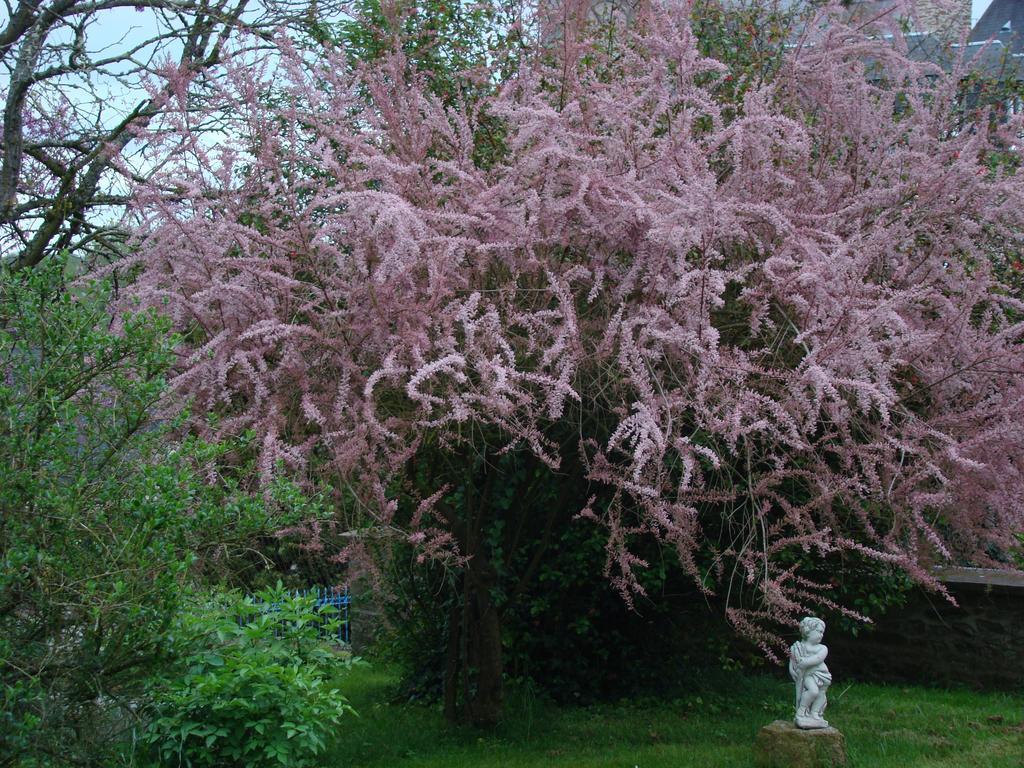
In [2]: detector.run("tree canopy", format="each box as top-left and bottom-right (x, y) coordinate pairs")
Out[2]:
(123, 0), (1024, 723)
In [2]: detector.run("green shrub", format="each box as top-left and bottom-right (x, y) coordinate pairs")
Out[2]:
(140, 585), (356, 768)
(0, 261), (294, 766)
(0, 261), (190, 766)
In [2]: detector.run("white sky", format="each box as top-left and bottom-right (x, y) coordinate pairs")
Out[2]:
(972, 0), (994, 25)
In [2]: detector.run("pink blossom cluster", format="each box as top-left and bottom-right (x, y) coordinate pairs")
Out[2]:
(125, 0), (1024, 645)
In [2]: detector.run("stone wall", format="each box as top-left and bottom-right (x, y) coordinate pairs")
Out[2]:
(827, 568), (1024, 690)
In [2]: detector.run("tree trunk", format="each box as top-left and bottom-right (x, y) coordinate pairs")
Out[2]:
(436, 447), (583, 727)
(441, 551), (505, 727)
(442, 593), (461, 724)
(465, 562), (503, 727)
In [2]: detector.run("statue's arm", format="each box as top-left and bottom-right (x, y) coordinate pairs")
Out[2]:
(798, 647), (827, 669)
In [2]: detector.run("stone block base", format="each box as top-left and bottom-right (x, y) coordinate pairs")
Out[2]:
(754, 720), (847, 768)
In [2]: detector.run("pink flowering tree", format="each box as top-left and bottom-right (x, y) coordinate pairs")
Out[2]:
(125, 0), (1024, 724)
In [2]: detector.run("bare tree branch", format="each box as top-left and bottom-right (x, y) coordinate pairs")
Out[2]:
(1, 0), (344, 271)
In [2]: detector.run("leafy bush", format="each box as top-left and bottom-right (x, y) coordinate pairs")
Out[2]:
(140, 585), (355, 768)
(0, 260), (289, 766)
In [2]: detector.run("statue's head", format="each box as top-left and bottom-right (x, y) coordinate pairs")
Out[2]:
(799, 616), (825, 641)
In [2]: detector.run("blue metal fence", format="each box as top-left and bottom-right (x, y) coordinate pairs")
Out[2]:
(304, 585), (351, 645)
(242, 586), (351, 645)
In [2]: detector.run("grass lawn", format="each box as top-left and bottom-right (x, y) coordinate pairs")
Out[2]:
(324, 663), (1024, 768)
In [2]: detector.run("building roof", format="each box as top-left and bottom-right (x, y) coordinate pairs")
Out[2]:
(969, 0), (1024, 54)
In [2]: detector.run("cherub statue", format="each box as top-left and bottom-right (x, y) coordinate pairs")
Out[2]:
(789, 616), (832, 729)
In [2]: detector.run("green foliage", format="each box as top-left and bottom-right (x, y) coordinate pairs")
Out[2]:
(378, 472), (915, 707)
(377, 494), (744, 705)
(336, 0), (523, 105)
(501, 521), (684, 701)
(692, 0), (810, 86)
(0, 260), (288, 766)
(140, 585), (356, 768)
(772, 544), (916, 638)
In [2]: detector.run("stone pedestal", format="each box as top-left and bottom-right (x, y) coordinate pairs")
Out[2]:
(754, 720), (847, 768)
